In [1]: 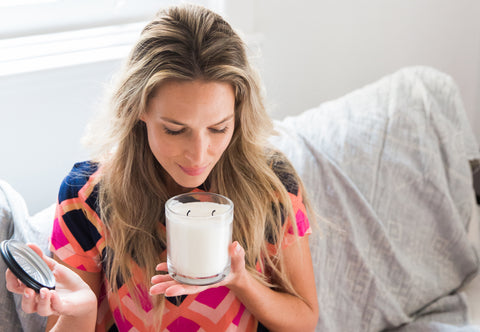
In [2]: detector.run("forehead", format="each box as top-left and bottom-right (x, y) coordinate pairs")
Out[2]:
(147, 80), (235, 119)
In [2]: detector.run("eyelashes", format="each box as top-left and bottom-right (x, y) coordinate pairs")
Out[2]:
(163, 127), (186, 136)
(162, 126), (229, 136)
(209, 127), (228, 134)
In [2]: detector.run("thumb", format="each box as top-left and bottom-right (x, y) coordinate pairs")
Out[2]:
(52, 263), (75, 282)
(229, 241), (245, 272)
(27, 243), (57, 271)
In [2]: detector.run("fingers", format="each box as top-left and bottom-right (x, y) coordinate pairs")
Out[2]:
(150, 264), (178, 295)
(21, 288), (37, 314)
(21, 288), (59, 316)
(150, 272), (192, 296)
(164, 284), (189, 297)
(155, 262), (168, 271)
(49, 290), (62, 315)
(5, 269), (25, 294)
(150, 279), (178, 295)
(151, 273), (172, 284)
(5, 269), (56, 316)
(150, 243), (247, 297)
(36, 288), (54, 316)
(150, 281), (207, 297)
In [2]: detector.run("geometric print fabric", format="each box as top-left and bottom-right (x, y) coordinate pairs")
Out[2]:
(50, 161), (311, 331)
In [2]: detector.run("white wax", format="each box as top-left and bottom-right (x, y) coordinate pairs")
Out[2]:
(166, 201), (233, 278)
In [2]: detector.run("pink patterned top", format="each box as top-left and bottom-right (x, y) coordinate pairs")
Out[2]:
(49, 161), (311, 332)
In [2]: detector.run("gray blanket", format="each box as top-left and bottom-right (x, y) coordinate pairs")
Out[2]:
(270, 66), (480, 331)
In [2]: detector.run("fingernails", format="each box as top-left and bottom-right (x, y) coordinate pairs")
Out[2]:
(235, 243), (241, 253)
(40, 289), (46, 299)
(24, 291), (30, 299)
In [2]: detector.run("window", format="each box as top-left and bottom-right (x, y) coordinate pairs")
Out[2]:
(0, 0), (224, 38)
(0, 0), (225, 75)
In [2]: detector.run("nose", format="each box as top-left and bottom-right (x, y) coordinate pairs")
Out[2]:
(185, 132), (209, 165)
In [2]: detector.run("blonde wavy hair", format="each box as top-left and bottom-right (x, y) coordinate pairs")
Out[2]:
(85, 3), (310, 321)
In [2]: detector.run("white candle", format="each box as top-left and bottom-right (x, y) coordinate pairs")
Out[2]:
(166, 194), (233, 284)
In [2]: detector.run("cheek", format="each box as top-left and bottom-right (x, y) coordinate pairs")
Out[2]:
(147, 128), (178, 159)
(155, 144), (178, 160)
(213, 133), (234, 155)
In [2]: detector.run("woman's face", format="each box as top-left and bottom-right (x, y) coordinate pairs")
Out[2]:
(142, 80), (235, 194)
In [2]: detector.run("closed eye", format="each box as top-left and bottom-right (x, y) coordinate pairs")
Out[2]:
(209, 127), (228, 134)
(163, 126), (186, 135)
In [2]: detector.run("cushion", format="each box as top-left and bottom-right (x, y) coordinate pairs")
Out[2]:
(0, 180), (50, 332)
(270, 66), (480, 331)
(0, 180), (24, 332)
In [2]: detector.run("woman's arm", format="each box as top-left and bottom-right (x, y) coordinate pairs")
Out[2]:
(229, 237), (318, 331)
(151, 237), (319, 331)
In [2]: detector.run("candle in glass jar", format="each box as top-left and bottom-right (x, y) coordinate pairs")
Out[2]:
(166, 193), (233, 285)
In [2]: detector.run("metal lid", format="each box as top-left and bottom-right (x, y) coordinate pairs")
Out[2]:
(1, 239), (55, 292)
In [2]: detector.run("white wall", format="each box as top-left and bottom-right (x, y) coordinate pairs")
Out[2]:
(0, 61), (122, 213)
(1, 0), (479, 214)
(248, 0), (480, 140)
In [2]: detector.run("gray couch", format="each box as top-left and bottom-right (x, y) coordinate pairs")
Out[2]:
(1, 66), (479, 331)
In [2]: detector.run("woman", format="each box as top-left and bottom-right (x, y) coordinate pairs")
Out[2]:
(6, 4), (319, 331)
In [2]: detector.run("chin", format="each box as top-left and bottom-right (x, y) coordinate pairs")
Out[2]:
(176, 177), (207, 190)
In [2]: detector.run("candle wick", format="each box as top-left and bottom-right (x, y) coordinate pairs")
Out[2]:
(211, 210), (216, 216)
(187, 210), (191, 216)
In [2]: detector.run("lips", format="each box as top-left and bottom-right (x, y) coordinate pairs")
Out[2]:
(179, 165), (207, 176)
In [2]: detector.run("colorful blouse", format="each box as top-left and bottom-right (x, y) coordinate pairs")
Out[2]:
(49, 161), (311, 332)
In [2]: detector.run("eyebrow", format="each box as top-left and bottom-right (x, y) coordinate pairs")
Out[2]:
(160, 114), (234, 126)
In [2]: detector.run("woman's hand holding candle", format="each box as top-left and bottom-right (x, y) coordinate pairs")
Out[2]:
(150, 241), (246, 296)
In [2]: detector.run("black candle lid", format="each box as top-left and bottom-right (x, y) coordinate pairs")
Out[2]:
(1, 239), (55, 292)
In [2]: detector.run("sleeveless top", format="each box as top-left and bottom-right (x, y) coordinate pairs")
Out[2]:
(49, 161), (311, 332)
